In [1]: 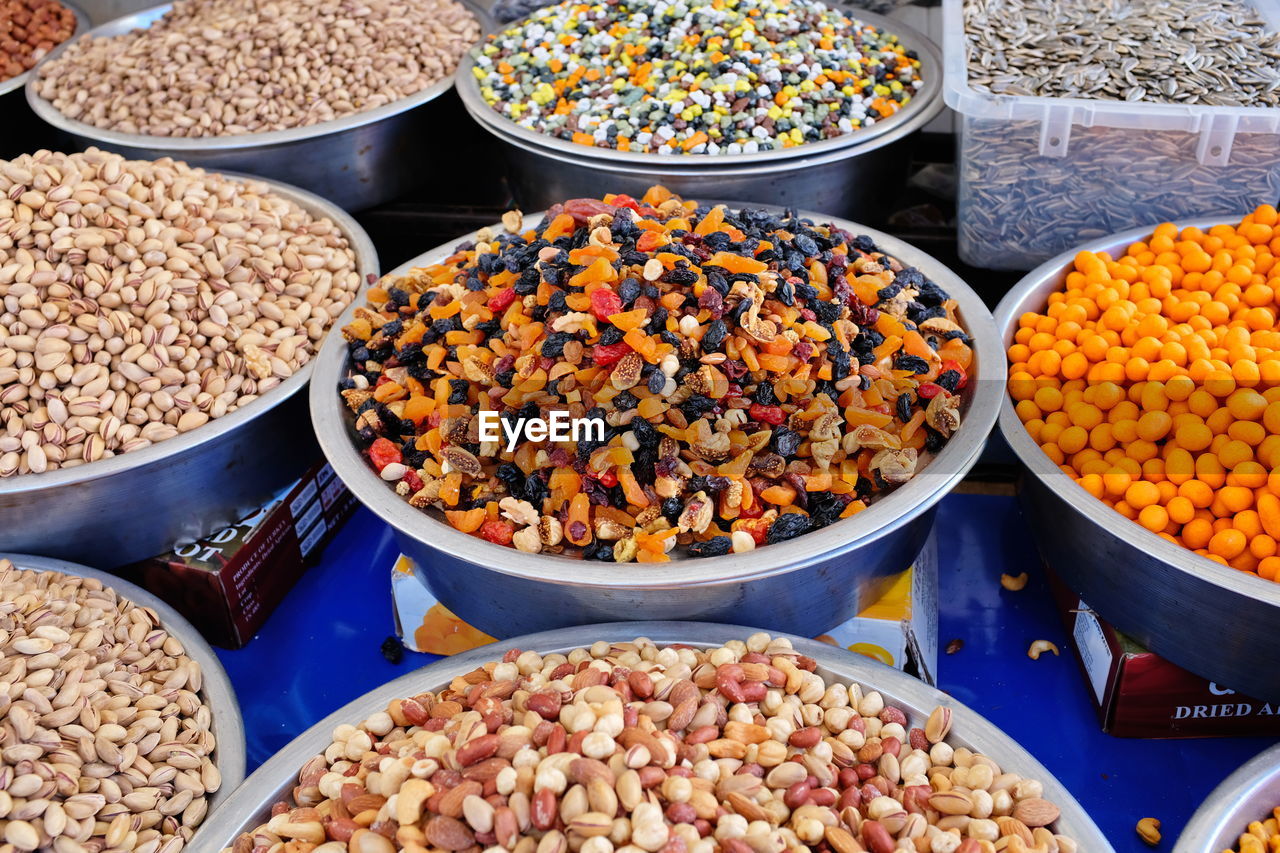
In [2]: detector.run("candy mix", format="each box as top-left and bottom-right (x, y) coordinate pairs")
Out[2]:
(474, 0), (923, 155)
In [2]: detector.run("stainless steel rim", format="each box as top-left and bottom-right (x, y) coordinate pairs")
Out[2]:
(310, 207), (1002, 586)
(0, 0), (89, 98)
(0, 168), (379, 496)
(455, 4), (942, 169)
(1, 552), (246, 825)
(23, 0), (495, 150)
(474, 104), (942, 177)
(1175, 741), (1280, 852)
(197, 621), (1112, 850)
(993, 216), (1280, 610)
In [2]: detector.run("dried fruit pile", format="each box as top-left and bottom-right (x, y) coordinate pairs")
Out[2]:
(231, 633), (1081, 853)
(339, 188), (973, 560)
(1224, 804), (1280, 852)
(1008, 205), (1280, 580)
(472, 0), (923, 155)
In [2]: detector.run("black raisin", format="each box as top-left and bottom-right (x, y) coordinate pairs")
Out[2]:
(688, 537), (732, 558)
(896, 393), (913, 422)
(767, 513), (812, 544)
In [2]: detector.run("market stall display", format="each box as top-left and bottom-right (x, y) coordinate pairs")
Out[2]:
(0, 0), (86, 154)
(0, 149), (379, 566)
(455, 5), (941, 218)
(1177, 742), (1280, 852)
(996, 214), (1280, 702)
(24, 0), (492, 209)
(312, 193), (1000, 636)
(943, 0), (1280, 270)
(200, 623), (1112, 851)
(0, 552), (245, 850)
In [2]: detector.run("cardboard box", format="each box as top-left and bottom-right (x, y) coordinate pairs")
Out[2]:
(119, 462), (359, 648)
(390, 531), (938, 683)
(1050, 572), (1280, 738)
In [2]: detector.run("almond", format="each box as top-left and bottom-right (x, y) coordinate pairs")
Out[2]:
(438, 780), (483, 818)
(824, 825), (861, 853)
(424, 815), (475, 851)
(725, 791), (768, 823)
(568, 757), (615, 787)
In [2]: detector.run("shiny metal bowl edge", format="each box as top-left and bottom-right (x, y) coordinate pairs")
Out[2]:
(195, 621), (1112, 851)
(994, 218), (1280, 702)
(310, 209), (1002, 637)
(1176, 741), (1280, 852)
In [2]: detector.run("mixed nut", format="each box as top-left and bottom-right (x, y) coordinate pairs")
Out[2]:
(230, 633), (1079, 853)
(339, 188), (973, 560)
(35, 0), (480, 137)
(0, 558), (220, 851)
(0, 148), (362, 477)
(0, 0), (76, 83)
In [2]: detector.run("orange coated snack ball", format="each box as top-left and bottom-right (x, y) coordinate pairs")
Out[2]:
(1007, 206), (1280, 582)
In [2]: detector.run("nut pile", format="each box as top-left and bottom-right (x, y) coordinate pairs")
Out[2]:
(231, 633), (1080, 853)
(1, 0), (76, 83)
(35, 0), (480, 137)
(1008, 204), (1280, 580)
(0, 148), (362, 477)
(0, 558), (219, 851)
(965, 0), (1280, 106)
(339, 188), (973, 560)
(474, 0), (923, 155)
(1223, 804), (1280, 852)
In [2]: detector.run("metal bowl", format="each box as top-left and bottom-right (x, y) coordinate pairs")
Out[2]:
(311, 209), (1002, 638)
(197, 622), (1111, 850)
(455, 7), (943, 223)
(2, 552), (245, 829)
(994, 218), (1280, 703)
(23, 1), (494, 211)
(0, 171), (379, 569)
(1176, 742), (1280, 852)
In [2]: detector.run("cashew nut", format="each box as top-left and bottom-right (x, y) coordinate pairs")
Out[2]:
(1027, 641), (1060, 660)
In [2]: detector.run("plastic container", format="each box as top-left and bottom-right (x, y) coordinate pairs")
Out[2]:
(942, 0), (1280, 271)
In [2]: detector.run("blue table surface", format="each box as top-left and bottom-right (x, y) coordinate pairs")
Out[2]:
(216, 492), (1277, 851)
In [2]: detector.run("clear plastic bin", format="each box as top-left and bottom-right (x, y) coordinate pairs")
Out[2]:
(942, 0), (1280, 270)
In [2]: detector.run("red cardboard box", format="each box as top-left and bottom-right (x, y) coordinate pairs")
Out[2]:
(1050, 571), (1280, 738)
(119, 462), (358, 648)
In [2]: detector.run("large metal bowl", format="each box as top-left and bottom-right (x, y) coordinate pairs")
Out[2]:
(0, 170), (379, 569)
(197, 621), (1112, 850)
(0, 0), (89, 159)
(1176, 742), (1280, 852)
(311, 209), (1002, 638)
(3, 552), (245, 831)
(455, 8), (943, 223)
(995, 219), (1280, 703)
(23, 1), (494, 211)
